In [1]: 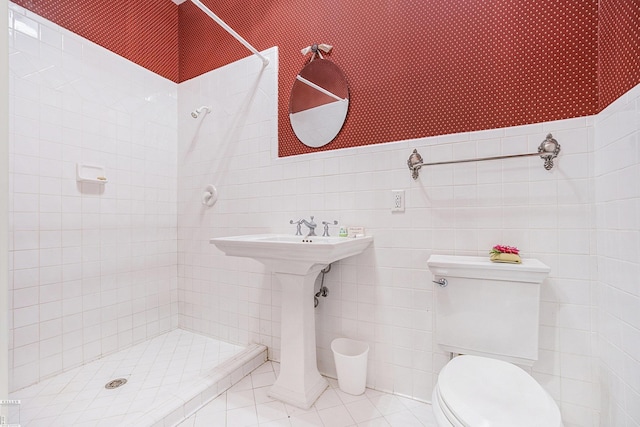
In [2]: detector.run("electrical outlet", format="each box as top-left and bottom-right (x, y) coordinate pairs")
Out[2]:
(391, 190), (405, 212)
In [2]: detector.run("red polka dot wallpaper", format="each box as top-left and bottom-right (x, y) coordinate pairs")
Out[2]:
(12, 0), (179, 82)
(599, 0), (640, 109)
(178, 0), (600, 157)
(11, 0), (640, 157)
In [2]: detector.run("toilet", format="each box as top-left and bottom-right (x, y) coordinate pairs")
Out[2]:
(427, 255), (563, 427)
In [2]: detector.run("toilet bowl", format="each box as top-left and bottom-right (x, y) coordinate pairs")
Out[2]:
(426, 255), (563, 426)
(432, 355), (563, 427)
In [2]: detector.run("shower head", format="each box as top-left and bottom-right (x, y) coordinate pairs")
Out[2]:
(191, 106), (211, 118)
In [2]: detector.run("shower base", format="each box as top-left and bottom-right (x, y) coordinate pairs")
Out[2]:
(10, 329), (267, 427)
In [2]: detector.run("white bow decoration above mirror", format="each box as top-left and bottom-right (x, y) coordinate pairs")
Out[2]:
(300, 43), (333, 60)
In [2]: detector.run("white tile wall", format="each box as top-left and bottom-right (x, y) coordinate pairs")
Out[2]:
(176, 49), (599, 425)
(8, 3), (178, 391)
(176, 47), (279, 349)
(594, 83), (640, 427)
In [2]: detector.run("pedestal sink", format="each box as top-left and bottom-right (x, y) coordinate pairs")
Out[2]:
(210, 234), (373, 408)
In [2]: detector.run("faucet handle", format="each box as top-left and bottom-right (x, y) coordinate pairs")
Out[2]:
(321, 220), (338, 237)
(290, 219), (303, 235)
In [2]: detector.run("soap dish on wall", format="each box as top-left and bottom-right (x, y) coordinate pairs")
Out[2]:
(76, 163), (108, 184)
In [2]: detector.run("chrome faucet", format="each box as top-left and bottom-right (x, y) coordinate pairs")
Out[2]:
(290, 216), (317, 237)
(301, 216), (317, 236)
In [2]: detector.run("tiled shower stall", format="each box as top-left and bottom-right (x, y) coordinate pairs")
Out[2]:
(8, 6), (179, 388)
(3, 1), (640, 427)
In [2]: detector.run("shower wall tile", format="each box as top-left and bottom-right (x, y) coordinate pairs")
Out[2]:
(177, 48), (598, 425)
(8, 6), (179, 391)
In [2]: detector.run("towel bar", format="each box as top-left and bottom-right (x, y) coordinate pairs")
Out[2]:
(407, 133), (561, 180)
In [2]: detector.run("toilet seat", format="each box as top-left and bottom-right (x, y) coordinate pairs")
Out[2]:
(435, 355), (562, 427)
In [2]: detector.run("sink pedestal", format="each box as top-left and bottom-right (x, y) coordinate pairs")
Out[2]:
(267, 266), (328, 408)
(209, 234), (373, 409)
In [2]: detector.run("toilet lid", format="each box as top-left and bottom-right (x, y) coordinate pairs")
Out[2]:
(438, 355), (562, 427)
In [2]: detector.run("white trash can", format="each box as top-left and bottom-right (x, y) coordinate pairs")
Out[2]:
(331, 337), (369, 395)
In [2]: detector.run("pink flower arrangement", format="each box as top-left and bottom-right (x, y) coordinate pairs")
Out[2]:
(490, 245), (520, 255)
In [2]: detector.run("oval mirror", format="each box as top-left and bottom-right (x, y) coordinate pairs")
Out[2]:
(289, 59), (349, 148)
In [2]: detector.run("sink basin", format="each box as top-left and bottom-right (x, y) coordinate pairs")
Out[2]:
(210, 233), (373, 408)
(210, 234), (373, 274)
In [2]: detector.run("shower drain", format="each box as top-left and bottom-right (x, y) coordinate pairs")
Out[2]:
(105, 378), (127, 389)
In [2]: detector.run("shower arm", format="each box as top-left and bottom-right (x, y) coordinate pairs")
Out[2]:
(190, 0), (269, 67)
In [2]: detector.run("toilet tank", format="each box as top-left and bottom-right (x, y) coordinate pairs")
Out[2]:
(427, 255), (551, 366)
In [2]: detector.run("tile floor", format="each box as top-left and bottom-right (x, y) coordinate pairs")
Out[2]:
(9, 330), (435, 427)
(179, 361), (437, 427)
(10, 330), (247, 427)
